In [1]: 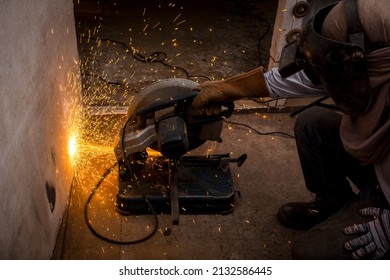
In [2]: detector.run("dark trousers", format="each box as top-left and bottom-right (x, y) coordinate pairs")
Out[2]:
(291, 107), (389, 259)
(294, 106), (378, 202)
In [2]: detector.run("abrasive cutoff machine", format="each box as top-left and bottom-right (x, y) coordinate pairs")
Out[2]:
(114, 78), (246, 224)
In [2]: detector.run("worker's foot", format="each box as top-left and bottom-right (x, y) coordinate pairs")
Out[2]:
(277, 202), (332, 230)
(277, 195), (355, 230)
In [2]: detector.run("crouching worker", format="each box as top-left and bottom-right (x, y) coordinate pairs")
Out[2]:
(192, 0), (390, 259)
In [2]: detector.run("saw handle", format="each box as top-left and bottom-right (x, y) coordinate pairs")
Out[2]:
(213, 100), (234, 118)
(187, 99), (234, 126)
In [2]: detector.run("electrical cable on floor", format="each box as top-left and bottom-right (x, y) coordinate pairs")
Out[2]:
(78, 35), (212, 82)
(84, 159), (159, 245)
(81, 72), (133, 89)
(78, 0), (273, 88)
(78, 5), (272, 90)
(223, 119), (295, 139)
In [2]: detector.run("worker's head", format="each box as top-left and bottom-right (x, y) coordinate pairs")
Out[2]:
(280, 0), (390, 116)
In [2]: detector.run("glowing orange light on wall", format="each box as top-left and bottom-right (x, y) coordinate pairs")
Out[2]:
(68, 134), (78, 159)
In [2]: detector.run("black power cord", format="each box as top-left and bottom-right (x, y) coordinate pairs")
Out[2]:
(79, 35), (212, 82)
(84, 146), (159, 245)
(81, 72), (136, 90)
(223, 119), (295, 139)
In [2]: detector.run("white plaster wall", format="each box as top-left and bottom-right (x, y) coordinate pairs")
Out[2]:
(0, 0), (81, 259)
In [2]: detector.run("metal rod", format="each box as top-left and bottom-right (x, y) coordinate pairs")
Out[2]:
(170, 160), (180, 225)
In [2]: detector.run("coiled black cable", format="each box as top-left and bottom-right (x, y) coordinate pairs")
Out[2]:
(83, 117), (160, 245)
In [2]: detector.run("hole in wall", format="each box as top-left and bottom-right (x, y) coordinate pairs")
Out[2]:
(45, 181), (56, 212)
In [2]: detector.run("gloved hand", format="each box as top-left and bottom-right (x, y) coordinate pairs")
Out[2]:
(343, 207), (390, 260)
(192, 67), (269, 114)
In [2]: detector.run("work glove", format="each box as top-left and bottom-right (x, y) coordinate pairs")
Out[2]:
(192, 67), (269, 114)
(343, 207), (390, 260)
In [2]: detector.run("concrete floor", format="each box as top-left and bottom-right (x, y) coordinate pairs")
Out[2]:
(53, 0), (314, 259)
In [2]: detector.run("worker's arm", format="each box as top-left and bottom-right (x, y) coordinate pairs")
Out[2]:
(192, 67), (327, 114)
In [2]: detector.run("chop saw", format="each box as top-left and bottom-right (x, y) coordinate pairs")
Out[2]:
(114, 78), (246, 224)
